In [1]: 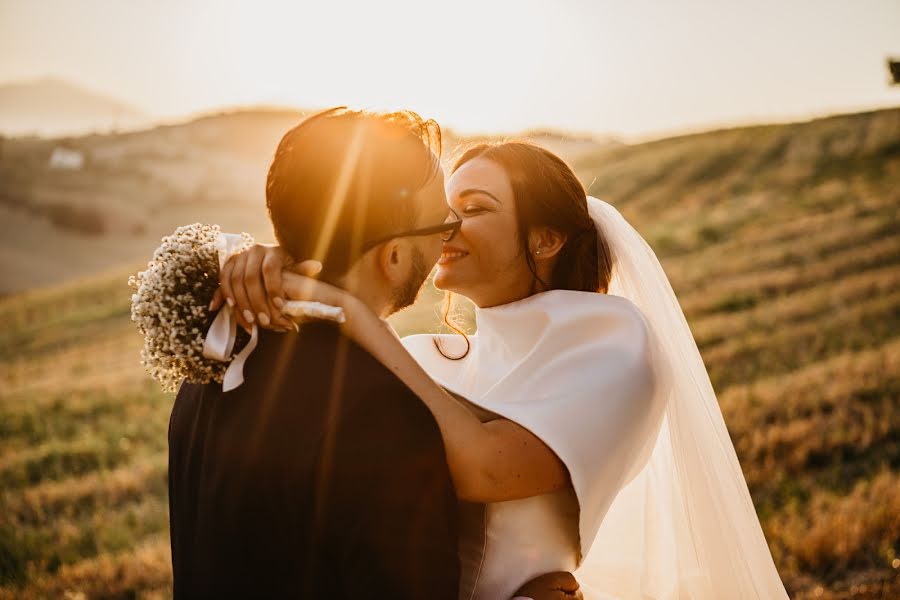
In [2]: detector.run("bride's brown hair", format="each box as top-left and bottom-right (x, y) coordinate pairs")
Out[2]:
(438, 141), (614, 359)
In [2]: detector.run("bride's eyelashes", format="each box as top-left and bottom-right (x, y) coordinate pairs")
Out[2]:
(462, 205), (488, 216)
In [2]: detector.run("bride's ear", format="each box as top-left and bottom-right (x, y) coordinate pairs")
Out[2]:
(528, 227), (566, 260)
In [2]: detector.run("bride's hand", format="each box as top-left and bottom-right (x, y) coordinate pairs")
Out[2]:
(210, 243), (318, 332)
(513, 571), (583, 600)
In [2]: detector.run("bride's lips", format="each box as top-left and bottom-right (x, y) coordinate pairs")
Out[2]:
(438, 244), (469, 265)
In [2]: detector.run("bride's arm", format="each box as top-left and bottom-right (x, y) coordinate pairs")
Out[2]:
(280, 271), (570, 504)
(210, 245), (570, 503)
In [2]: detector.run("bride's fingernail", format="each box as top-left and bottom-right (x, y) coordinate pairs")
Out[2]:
(243, 309), (255, 324)
(226, 297), (235, 307)
(258, 313), (270, 326)
(273, 297), (284, 309)
(208, 300), (215, 311)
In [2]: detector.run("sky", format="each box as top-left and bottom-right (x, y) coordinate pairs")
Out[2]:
(1, 0), (899, 139)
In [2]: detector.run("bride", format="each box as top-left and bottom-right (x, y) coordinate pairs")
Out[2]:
(215, 141), (789, 600)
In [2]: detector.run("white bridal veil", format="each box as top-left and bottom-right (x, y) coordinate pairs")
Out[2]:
(576, 197), (789, 599)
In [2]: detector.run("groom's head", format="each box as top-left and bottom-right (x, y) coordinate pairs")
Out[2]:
(266, 107), (449, 317)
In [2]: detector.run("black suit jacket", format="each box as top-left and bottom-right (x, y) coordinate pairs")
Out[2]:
(168, 322), (460, 599)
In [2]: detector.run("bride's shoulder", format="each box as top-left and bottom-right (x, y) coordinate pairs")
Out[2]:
(540, 290), (649, 332)
(602, 294), (651, 334)
(536, 291), (654, 366)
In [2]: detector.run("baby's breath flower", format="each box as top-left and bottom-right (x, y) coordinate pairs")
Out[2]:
(128, 224), (254, 392)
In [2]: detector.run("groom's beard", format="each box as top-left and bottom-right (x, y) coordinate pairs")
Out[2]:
(389, 247), (430, 315)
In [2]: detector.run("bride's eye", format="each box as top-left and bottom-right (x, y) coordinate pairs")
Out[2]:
(463, 205), (485, 216)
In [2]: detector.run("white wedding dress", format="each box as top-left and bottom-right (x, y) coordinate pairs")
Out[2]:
(403, 290), (664, 600)
(400, 198), (789, 600)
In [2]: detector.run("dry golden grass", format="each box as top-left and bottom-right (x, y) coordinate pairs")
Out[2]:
(720, 339), (900, 492)
(680, 229), (900, 322)
(771, 470), (900, 574)
(691, 263), (900, 348)
(0, 537), (172, 600)
(1, 106), (898, 598)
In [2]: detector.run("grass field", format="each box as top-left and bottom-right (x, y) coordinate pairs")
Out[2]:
(1, 107), (899, 598)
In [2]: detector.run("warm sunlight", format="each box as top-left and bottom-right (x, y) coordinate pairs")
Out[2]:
(2, 0), (898, 137)
(2, 2), (900, 598)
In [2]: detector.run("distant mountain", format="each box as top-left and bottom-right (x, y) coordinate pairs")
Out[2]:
(0, 77), (149, 137)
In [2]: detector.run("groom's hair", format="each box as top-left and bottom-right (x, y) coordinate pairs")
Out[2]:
(266, 107), (442, 280)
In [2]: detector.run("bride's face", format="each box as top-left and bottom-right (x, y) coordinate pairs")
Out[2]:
(433, 157), (535, 307)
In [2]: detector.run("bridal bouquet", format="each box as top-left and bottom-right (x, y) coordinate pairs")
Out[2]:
(129, 223), (346, 393)
(128, 224), (256, 392)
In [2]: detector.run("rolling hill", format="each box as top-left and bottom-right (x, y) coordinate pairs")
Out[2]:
(0, 107), (612, 296)
(0, 107), (898, 598)
(0, 78), (149, 138)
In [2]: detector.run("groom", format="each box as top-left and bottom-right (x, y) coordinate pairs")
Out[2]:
(168, 108), (460, 599)
(170, 107), (582, 599)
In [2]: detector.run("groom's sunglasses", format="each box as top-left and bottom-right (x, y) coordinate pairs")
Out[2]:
(362, 208), (462, 252)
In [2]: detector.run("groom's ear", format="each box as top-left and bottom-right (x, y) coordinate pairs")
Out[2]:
(374, 239), (406, 284)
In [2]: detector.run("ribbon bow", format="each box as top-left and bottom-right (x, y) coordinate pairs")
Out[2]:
(202, 233), (259, 392)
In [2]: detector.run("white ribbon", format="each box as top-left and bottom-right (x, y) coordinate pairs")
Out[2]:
(202, 232), (259, 392)
(282, 300), (346, 324)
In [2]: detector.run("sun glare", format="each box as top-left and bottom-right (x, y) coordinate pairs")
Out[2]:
(1, 0), (898, 136)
